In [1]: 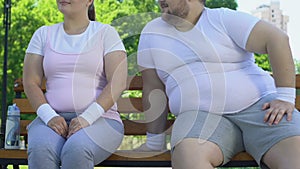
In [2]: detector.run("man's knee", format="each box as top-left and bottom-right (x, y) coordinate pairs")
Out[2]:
(172, 138), (223, 168)
(263, 136), (300, 169)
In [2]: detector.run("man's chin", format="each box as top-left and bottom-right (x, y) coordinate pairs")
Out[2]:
(161, 16), (173, 26)
(161, 13), (183, 26)
(161, 13), (168, 21)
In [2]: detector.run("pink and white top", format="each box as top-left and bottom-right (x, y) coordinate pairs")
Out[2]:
(26, 21), (125, 123)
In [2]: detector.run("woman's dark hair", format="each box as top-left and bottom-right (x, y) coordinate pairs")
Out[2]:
(88, 2), (95, 21)
(201, 0), (206, 5)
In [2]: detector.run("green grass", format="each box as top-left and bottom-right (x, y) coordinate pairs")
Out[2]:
(7, 166), (28, 169)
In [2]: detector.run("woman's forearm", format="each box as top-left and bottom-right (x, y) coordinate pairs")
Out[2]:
(95, 81), (126, 111)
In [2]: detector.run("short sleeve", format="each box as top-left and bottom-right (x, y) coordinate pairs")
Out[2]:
(103, 25), (126, 56)
(26, 26), (48, 56)
(221, 8), (260, 49)
(137, 32), (156, 70)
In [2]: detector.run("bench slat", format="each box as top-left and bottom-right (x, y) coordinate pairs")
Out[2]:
(118, 98), (143, 113)
(0, 149), (255, 167)
(14, 74), (300, 91)
(14, 98), (143, 114)
(14, 76), (142, 93)
(14, 97), (300, 113)
(296, 74), (300, 88)
(123, 120), (173, 135)
(14, 75), (300, 91)
(20, 120), (174, 136)
(0, 149), (172, 161)
(0, 149), (27, 159)
(13, 99), (35, 114)
(126, 76), (143, 90)
(20, 120), (31, 135)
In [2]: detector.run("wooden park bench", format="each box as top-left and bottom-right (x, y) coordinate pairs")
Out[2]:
(1, 74), (300, 169)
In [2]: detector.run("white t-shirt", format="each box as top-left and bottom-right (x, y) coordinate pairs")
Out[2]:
(26, 21), (124, 57)
(26, 21), (125, 122)
(138, 7), (276, 115)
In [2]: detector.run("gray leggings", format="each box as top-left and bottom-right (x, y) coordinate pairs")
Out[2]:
(27, 112), (124, 169)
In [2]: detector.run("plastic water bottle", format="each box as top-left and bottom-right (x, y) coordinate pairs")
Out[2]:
(4, 103), (21, 149)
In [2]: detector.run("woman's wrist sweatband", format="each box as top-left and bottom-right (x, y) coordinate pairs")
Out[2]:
(276, 87), (296, 104)
(146, 132), (166, 150)
(37, 103), (59, 125)
(79, 102), (105, 125)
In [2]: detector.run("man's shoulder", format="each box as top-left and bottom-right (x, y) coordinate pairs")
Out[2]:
(142, 17), (171, 33)
(146, 17), (165, 26)
(205, 7), (235, 16)
(201, 7), (236, 24)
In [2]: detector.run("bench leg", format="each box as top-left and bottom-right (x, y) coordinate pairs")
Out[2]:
(0, 164), (7, 169)
(13, 165), (19, 169)
(0, 164), (20, 169)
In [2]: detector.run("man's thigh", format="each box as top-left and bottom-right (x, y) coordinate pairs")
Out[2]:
(226, 94), (300, 167)
(171, 111), (244, 165)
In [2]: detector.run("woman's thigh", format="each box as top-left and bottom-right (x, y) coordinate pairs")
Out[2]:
(27, 117), (66, 168)
(61, 118), (124, 164)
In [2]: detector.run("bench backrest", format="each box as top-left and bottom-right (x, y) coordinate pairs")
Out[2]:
(13, 74), (300, 141)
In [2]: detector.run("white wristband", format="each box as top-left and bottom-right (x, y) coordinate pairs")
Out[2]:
(79, 102), (105, 125)
(146, 132), (166, 150)
(37, 103), (59, 125)
(276, 87), (296, 104)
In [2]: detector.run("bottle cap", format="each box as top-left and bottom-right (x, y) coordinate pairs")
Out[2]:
(7, 104), (20, 116)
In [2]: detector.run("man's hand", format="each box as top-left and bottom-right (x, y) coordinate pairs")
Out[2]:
(67, 116), (89, 138)
(47, 116), (68, 138)
(263, 99), (295, 125)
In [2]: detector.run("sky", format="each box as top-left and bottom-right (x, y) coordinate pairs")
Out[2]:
(236, 0), (300, 61)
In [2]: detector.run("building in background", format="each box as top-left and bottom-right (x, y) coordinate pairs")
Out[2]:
(251, 0), (289, 32)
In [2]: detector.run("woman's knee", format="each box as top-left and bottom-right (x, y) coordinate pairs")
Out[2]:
(61, 139), (111, 167)
(61, 138), (90, 158)
(28, 135), (64, 158)
(172, 138), (223, 168)
(61, 133), (106, 161)
(28, 141), (62, 168)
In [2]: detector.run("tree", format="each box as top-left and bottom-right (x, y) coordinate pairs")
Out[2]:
(110, 0), (160, 75)
(206, 0), (238, 9)
(94, 0), (159, 75)
(255, 54), (271, 71)
(0, 0), (63, 108)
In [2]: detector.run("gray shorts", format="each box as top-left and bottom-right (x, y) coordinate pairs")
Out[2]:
(171, 94), (300, 167)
